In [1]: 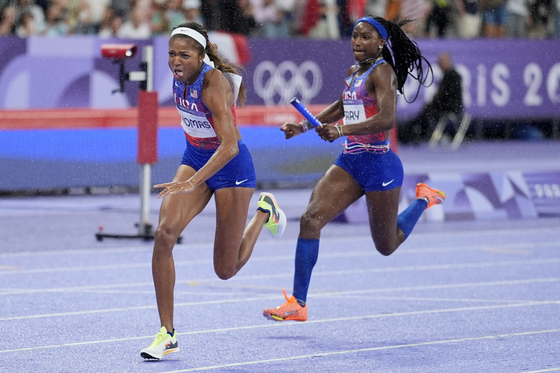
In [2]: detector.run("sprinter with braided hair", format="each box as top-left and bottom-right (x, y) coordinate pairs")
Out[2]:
(140, 22), (287, 359)
(263, 16), (445, 322)
(375, 17), (432, 98)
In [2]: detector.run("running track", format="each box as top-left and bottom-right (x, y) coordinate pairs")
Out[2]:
(1, 188), (559, 372)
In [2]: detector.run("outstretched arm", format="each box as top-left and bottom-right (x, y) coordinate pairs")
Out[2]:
(280, 97), (345, 139)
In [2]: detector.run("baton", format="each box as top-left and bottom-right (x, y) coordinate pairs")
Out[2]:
(289, 97), (322, 128)
(290, 97), (334, 142)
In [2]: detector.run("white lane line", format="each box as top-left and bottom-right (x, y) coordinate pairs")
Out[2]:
(331, 295), (527, 303)
(1, 305), (559, 356)
(182, 257), (560, 286)
(0, 296), (275, 322)
(1, 281), (559, 322)
(1, 227), (558, 258)
(1, 264), (559, 297)
(1, 251), (559, 277)
(519, 369), (560, 373)
(160, 329), (560, 373)
(483, 247), (532, 255)
(317, 277), (560, 296)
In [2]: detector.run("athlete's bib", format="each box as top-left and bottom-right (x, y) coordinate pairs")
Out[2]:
(177, 105), (216, 138)
(343, 99), (367, 125)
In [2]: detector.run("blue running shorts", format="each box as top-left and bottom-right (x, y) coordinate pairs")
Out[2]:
(333, 149), (403, 192)
(181, 140), (256, 191)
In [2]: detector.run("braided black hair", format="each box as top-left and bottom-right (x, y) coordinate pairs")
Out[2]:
(373, 17), (433, 102)
(171, 22), (247, 105)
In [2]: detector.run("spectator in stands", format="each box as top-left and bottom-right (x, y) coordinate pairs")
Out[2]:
(150, 0), (170, 35)
(289, 0), (322, 36)
(385, 0), (402, 21)
(454, 0), (482, 38)
(200, 0), (223, 30)
(66, 0), (94, 34)
(17, 0), (45, 30)
(35, 0), (48, 14)
(425, 0), (452, 37)
(117, 3), (151, 38)
(86, 0), (110, 33)
(398, 52), (463, 144)
(479, 0), (508, 37)
(201, 0), (257, 35)
(308, 0), (341, 39)
(38, 2), (69, 36)
(16, 9), (37, 36)
(528, 0), (553, 38)
(183, 0), (203, 23)
(0, 4), (16, 36)
(251, 0), (290, 38)
(367, 0), (388, 16)
(507, 0), (530, 37)
(234, 0), (258, 34)
(110, 0), (129, 20)
(164, 0), (187, 32)
(98, 6), (122, 37)
(398, 0), (430, 36)
(151, 0), (188, 35)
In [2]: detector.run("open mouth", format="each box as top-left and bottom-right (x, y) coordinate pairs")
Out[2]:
(173, 69), (184, 79)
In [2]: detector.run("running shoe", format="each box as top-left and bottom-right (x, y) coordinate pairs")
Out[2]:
(257, 192), (287, 237)
(140, 326), (179, 360)
(263, 290), (307, 322)
(416, 183), (446, 209)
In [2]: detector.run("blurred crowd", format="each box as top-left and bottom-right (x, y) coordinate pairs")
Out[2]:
(0, 0), (559, 39)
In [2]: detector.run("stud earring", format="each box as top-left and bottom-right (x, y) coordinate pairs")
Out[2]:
(379, 45), (383, 49)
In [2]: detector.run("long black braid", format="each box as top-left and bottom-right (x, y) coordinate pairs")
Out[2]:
(374, 17), (433, 102)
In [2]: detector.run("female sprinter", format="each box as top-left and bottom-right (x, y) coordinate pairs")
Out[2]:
(140, 22), (286, 359)
(263, 16), (445, 322)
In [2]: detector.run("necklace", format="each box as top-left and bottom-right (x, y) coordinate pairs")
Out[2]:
(358, 56), (383, 67)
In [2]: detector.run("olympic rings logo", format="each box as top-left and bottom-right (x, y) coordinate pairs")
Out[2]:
(253, 60), (322, 106)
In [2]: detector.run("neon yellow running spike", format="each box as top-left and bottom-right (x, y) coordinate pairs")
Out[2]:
(257, 192), (287, 237)
(140, 326), (179, 360)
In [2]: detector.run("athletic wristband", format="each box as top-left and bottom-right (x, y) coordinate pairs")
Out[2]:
(300, 120), (313, 133)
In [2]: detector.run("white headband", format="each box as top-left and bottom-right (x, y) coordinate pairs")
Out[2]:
(171, 27), (207, 49)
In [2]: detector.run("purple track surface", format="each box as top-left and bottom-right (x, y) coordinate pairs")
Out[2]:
(1, 143), (560, 373)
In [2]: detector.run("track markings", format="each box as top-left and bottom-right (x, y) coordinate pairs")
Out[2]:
(159, 328), (560, 372)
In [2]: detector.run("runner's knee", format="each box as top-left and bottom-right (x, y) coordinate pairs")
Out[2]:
(154, 224), (180, 253)
(300, 210), (326, 234)
(214, 263), (236, 280)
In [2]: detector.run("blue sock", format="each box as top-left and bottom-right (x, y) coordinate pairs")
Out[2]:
(397, 198), (428, 239)
(167, 328), (175, 337)
(292, 238), (319, 305)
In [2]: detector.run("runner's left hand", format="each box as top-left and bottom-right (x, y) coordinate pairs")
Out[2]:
(154, 180), (195, 199)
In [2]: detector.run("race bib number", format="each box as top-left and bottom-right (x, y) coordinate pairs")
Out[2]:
(343, 99), (366, 125)
(177, 106), (216, 138)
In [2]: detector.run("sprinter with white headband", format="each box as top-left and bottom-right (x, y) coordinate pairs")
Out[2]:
(140, 22), (287, 360)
